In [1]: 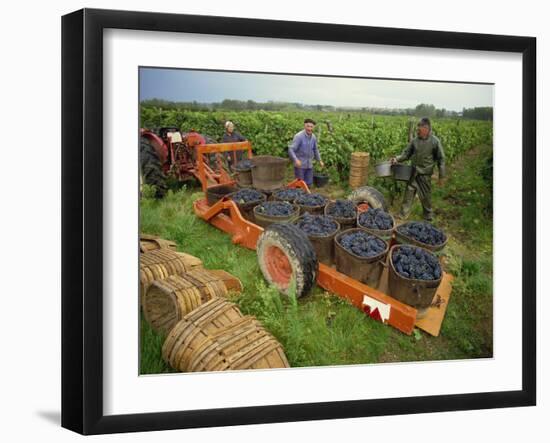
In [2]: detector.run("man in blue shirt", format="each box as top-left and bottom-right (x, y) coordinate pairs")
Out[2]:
(288, 118), (324, 186)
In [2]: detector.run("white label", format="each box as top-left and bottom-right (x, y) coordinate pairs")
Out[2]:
(362, 295), (391, 323)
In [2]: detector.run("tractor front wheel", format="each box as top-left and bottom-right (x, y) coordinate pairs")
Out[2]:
(257, 224), (318, 298)
(140, 137), (167, 198)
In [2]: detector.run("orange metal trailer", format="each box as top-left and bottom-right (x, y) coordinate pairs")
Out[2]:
(193, 195), (419, 335)
(192, 142), (452, 336)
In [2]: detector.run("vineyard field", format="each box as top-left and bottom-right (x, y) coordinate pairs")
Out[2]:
(139, 106), (494, 372)
(140, 107), (493, 180)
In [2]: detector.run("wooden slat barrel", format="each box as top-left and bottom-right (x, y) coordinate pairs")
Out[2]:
(176, 252), (203, 269)
(143, 275), (204, 334)
(182, 269), (228, 300)
(188, 317), (290, 372)
(349, 152), (370, 189)
(139, 233), (177, 253)
(142, 270), (229, 333)
(351, 151), (370, 166)
(139, 249), (203, 300)
(162, 298), (244, 370)
(183, 297), (243, 330)
(162, 298), (290, 372)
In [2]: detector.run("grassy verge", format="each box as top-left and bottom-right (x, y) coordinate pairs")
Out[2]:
(140, 144), (493, 373)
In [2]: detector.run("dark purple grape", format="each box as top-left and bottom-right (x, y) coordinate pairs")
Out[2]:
(231, 189), (265, 204)
(358, 208), (394, 230)
(295, 213), (338, 236)
(255, 201), (295, 217)
(235, 159), (253, 170)
(295, 193), (328, 207)
(396, 222), (446, 246)
(392, 245), (442, 280)
(338, 231), (386, 257)
(326, 200), (357, 219)
(273, 188), (305, 202)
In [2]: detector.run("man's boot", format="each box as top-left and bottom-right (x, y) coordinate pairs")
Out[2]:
(423, 208), (434, 222)
(399, 188), (416, 219)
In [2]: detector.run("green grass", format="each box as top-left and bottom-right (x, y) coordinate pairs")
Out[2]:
(139, 144), (493, 373)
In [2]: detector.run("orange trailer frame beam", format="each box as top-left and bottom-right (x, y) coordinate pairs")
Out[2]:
(195, 142), (253, 192)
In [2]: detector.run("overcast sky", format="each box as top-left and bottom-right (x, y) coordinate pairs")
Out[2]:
(139, 68), (493, 112)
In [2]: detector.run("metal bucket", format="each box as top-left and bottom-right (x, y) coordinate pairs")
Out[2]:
(313, 173), (329, 187)
(250, 156), (288, 191)
(392, 164), (414, 182)
(206, 184), (238, 206)
(388, 244), (443, 319)
(394, 222), (447, 252)
(324, 201), (357, 229)
(375, 161), (393, 178)
(295, 216), (340, 266)
(253, 204), (301, 229)
(334, 228), (389, 287)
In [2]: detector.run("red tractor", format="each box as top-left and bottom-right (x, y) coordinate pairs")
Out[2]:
(140, 127), (251, 197)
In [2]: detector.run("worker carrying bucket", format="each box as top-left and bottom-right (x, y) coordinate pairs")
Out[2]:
(390, 117), (446, 221)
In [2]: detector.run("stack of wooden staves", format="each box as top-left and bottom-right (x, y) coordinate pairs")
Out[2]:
(349, 151), (370, 189)
(139, 233), (290, 372)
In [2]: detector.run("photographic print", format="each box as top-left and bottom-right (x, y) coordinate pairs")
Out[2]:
(62, 8), (535, 433)
(138, 68), (494, 374)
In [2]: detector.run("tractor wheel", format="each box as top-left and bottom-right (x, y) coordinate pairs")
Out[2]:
(257, 224), (318, 298)
(348, 186), (388, 211)
(140, 137), (167, 198)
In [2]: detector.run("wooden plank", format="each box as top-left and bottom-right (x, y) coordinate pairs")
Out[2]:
(414, 273), (454, 337)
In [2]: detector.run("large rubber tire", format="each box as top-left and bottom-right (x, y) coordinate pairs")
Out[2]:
(348, 186), (388, 211)
(140, 137), (167, 198)
(257, 224), (318, 298)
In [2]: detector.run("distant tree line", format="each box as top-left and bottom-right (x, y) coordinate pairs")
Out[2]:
(140, 98), (493, 120)
(461, 107), (493, 121)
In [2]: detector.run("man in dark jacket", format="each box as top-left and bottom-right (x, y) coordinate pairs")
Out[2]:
(222, 121), (247, 168)
(391, 117), (445, 221)
(288, 118), (324, 186)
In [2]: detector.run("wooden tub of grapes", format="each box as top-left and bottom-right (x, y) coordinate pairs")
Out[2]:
(324, 199), (357, 229)
(294, 214), (341, 266)
(253, 201), (301, 229)
(394, 221), (448, 252)
(388, 244), (443, 319)
(294, 193), (329, 215)
(334, 228), (389, 288)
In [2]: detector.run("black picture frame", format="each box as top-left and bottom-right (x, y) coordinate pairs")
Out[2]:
(61, 8), (536, 435)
